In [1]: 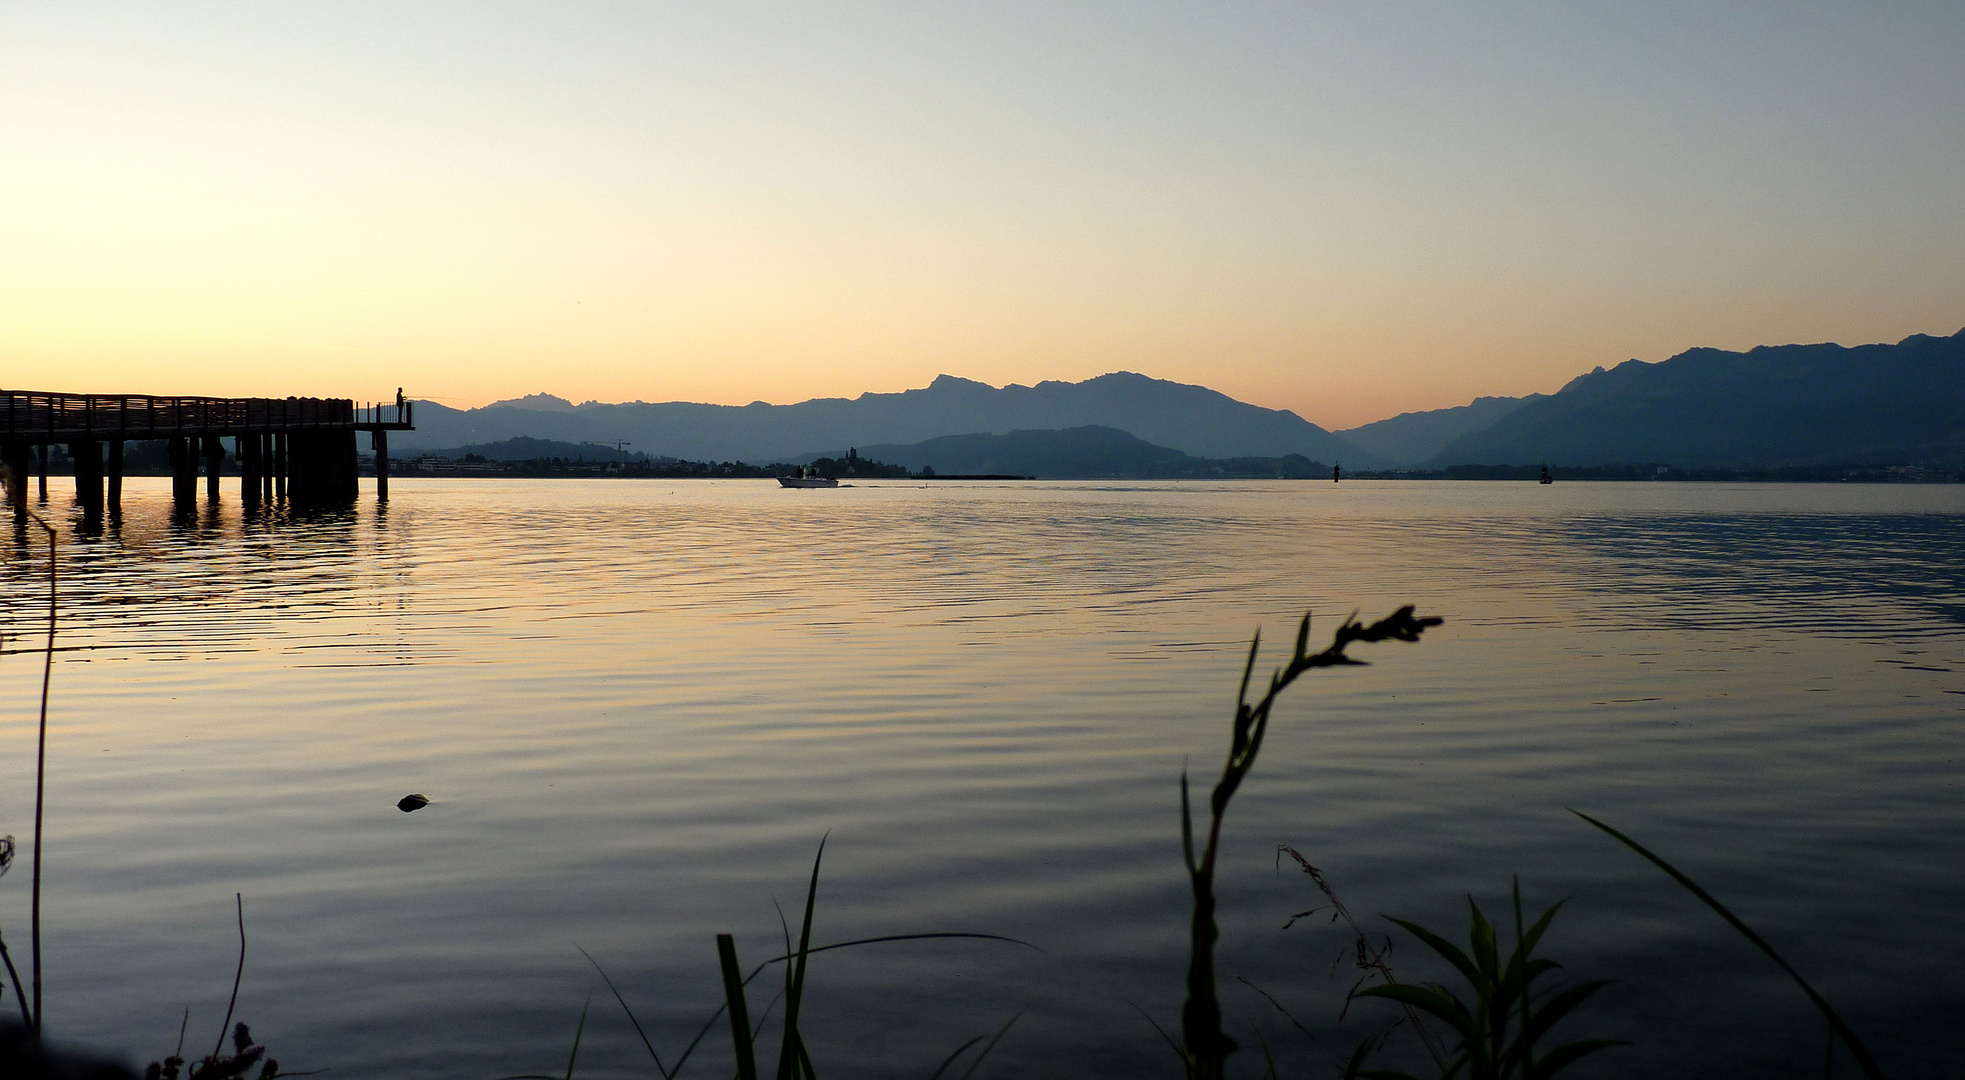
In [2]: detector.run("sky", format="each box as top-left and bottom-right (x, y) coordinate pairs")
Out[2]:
(2, 3), (1962, 430)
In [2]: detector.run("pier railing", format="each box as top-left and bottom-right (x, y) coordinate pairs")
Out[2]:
(0, 392), (413, 443)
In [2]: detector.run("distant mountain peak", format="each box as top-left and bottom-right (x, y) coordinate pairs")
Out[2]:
(397, 369), (1376, 466)
(1898, 327), (1965, 346)
(926, 374), (996, 391)
(487, 393), (578, 413)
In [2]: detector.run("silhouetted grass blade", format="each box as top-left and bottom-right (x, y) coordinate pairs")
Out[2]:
(1530, 1037), (1627, 1079)
(1130, 999), (1186, 1064)
(0, 923), (30, 1028)
(956, 1012), (1019, 1080)
(776, 837), (825, 1080)
(925, 1035), (986, 1080)
(1521, 980), (1613, 1046)
(659, 932), (1031, 1080)
(1570, 809), (1886, 1080)
(1352, 983), (1475, 1044)
(564, 993), (591, 1080)
(717, 934), (759, 1080)
(1382, 918), (1480, 991)
(577, 946), (670, 1079)
(1179, 771), (1196, 876)
(1252, 1024), (1279, 1080)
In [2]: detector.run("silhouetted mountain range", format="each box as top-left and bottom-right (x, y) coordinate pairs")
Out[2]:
(484, 393), (581, 413)
(849, 426), (1331, 479)
(399, 372), (1381, 467)
(396, 326), (1965, 478)
(1430, 328), (1965, 468)
(1336, 395), (1545, 467)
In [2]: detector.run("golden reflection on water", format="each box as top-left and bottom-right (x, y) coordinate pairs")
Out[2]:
(0, 477), (1961, 1078)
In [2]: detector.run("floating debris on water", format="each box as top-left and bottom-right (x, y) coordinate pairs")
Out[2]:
(397, 794), (430, 813)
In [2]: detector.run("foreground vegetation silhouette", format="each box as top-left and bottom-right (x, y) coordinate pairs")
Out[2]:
(1174, 606), (1440, 1079)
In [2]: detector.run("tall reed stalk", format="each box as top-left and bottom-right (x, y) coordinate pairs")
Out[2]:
(14, 509), (57, 1037)
(1179, 606), (1440, 1080)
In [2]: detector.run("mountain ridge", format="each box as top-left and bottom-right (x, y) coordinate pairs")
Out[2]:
(1336, 394), (1546, 467)
(1429, 328), (1965, 468)
(400, 324), (1965, 475)
(850, 425), (1332, 479)
(399, 371), (1384, 467)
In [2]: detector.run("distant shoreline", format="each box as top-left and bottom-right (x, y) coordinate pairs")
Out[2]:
(27, 460), (1960, 484)
(363, 468), (1960, 483)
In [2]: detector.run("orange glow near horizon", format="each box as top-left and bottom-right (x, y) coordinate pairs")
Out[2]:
(2, 6), (1961, 431)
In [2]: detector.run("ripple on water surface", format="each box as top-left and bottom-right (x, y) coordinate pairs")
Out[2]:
(1, 478), (1962, 1078)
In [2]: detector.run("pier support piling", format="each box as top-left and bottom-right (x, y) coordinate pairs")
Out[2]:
(71, 441), (104, 514)
(288, 434), (308, 505)
(274, 434), (287, 499)
(169, 437), (198, 505)
(373, 429), (389, 502)
(35, 444), (47, 501)
(203, 436), (224, 500)
(238, 435), (261, 507)
(107, 440), (124, 510)
(3, 442), (27, 512)
(289, 433), (310, 505)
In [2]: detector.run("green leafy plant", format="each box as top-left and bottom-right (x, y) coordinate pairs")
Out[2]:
(1342, 879), (1622, 1079)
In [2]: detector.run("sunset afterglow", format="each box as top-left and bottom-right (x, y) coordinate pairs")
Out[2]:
(3, 4), (1961, 428)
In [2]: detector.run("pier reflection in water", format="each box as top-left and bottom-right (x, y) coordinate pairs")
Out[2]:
(0, 478), (1961, 1078)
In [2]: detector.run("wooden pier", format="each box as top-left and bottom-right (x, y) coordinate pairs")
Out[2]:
(0, 391), (413, 514)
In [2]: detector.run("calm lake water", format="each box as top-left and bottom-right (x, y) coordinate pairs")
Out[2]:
(2, 478), (1962, 1078)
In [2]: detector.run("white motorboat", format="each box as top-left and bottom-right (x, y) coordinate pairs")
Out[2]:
(778, 467), (839, 488)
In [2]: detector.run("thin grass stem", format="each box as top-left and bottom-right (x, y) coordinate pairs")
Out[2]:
(576, 947), (670, 1079)
(665, 929), (1029, 1079)
(27, 510), (56, 1035)
(1232, 975), (1336, 1070)
(1276, 845), (1447, 1067)
(926, 1035), (986, 1080)
(210, 894), (246, 1061)
(955, 1013), (1019, 1080)
(0, 926), (30, 1027)
(774, 838), (825, 1080)
(563, 993), (591, 1080)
